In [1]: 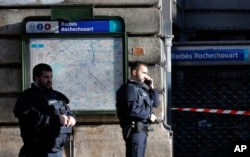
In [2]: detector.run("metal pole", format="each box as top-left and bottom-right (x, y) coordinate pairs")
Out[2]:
(163, 19), (174, 157)
(163, 20), (174, 126)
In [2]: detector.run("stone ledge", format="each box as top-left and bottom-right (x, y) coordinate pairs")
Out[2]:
(74, 124), (172, 157)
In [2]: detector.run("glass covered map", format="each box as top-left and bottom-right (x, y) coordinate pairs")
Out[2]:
(28, 37), (124, 111)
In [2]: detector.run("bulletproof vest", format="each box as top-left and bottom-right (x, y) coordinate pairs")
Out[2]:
(47, 99), (72, 134)
(116, 83), (153, 127)
(135, 86), (154, 108)
(39, 90), (72, 134)
(48, 99), (67, 116)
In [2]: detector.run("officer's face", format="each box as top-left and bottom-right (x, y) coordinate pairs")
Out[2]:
(134, 64), (148, 82)
(37, 70), (53, 89)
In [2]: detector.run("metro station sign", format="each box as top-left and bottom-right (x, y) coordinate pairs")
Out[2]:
(25, 19), (123, 33)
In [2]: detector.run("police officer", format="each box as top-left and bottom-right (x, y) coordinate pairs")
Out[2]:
(13, 63), (76, 157)
(116, 62), (160, 157)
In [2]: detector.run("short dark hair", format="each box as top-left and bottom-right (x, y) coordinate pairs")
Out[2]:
(130, 62), (148, 73)
(32, 63), (52, 81)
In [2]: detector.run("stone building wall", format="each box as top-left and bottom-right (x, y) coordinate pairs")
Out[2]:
(0, 0), (172, 157)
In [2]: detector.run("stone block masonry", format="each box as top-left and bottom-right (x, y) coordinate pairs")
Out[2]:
(0, 1), (172, 157)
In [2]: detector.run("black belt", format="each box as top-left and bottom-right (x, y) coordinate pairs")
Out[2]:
(134, 121), (148, 132)
(123, 121), (148, 139)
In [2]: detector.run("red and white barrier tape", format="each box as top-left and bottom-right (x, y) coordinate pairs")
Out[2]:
(171, 107), (250, 116)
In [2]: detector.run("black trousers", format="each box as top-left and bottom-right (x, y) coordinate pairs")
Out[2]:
(125, 131), (148, 157)
(18, 145), (63, 157)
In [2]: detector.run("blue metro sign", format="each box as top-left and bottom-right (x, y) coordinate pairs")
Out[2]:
(25, 19), (123, 33)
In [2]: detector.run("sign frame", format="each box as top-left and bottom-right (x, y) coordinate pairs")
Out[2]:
(22, 16), (128, 115)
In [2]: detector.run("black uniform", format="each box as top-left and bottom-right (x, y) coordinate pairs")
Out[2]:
(14, 83), (76, 157)
(116, 80), (160, 157)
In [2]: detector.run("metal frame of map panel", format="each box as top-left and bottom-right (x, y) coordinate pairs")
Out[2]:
(22, 16), (128, 115)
